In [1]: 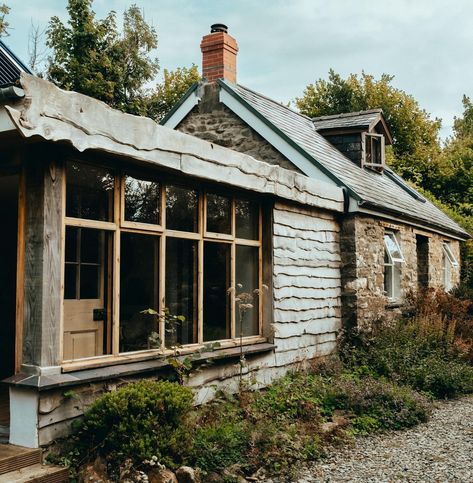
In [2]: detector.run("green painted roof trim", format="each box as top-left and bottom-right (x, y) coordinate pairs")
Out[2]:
(159, 82), (200, 126)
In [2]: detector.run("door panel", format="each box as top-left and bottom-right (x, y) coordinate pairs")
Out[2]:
(63, 227), (110, 361)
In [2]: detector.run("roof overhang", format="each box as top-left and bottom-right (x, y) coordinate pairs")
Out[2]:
(1, 73), (344, 214)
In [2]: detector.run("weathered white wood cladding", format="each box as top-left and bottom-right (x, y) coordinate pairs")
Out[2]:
(272, 202), (342, 361)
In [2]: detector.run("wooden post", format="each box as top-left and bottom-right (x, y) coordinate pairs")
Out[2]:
(22, 153), (64, 369)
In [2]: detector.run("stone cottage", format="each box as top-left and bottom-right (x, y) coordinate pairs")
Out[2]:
(0, 40), (344, 451)
(0, 24), (468, 458)
(162, 24), (469, 330)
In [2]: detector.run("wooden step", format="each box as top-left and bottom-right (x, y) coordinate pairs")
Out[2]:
(0, 445), (41, 476)
(0, 463), (69, 483)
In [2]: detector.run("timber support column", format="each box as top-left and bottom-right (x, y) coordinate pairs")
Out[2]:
(10, 151), (63, 448)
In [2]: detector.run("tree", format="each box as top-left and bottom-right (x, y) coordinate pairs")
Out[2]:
(147, 65), (200, 121)
(0, 3), (9, 37)
(46, 0), (158, 116)
(295, 70), (443, 187)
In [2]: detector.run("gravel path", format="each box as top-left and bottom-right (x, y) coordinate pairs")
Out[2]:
(294, 395), (473, 482)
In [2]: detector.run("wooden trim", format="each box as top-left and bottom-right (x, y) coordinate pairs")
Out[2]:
(64, 217), (117, 231)
(58, 163), (66, 363)
(165, 229), (200, 240)
(197, 191), (204, 344)
(15, 166), (26, 373)
(159, 233), (166, 349)
(61, 336), (268, 372)
(234, 238), (261, 247)
(112, 174), (121, 356)
(121, 220), (163, 232)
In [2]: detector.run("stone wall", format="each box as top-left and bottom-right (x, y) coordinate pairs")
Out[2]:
(177, 84), (300, 172)
(341, 214), (462, 329)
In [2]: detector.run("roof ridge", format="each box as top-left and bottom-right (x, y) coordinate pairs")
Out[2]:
(223, 80), (314, 123)
(312, 109), (383, 121)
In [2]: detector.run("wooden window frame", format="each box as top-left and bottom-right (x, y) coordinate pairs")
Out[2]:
(61, 161), (265, 370)
(362, 132), (385, 171)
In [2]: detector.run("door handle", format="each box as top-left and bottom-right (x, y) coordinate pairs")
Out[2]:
(93, 308), (107, 321)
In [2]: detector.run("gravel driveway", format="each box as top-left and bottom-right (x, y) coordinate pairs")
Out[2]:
(292, 395), (473, 482)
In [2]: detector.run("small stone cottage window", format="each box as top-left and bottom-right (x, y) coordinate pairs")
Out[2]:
(384, 231), (404, 300)
(63, 161), (263, 363)
(363, 133), (385, 170)
(442, 242), (459, 292)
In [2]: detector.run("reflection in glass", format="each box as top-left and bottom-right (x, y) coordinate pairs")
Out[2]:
(66, 161), (114, 221)
(236, 245), (259, 336)
(166, 185), (198, 232)
(120, 233), (160, 352)
(165, 238), (198, 346)
(204, 242), (230, 341)
(64, 227), (107, 300)
(124, 175), (160, 225)
(236, 199), (259, 240)
(206, 193), (231, 234)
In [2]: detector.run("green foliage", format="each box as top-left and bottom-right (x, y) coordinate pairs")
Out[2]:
(295, 69), (442, 186)
(46, 0), (158, 116)
(73, 379), (193, 466)
(341, 295), (473, 398)
(147, 65), (201, 121)
(0, 3), (8, 37)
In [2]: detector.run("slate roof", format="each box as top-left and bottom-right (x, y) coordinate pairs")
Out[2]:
(313, 109), (381, 130)
(218, 80), (469, 239)
(0, 40), (32, 87)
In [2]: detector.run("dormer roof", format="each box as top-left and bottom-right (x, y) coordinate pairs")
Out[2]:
(312, 109), (393, 145)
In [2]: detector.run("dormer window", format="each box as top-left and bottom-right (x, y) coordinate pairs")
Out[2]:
(363, 133), (385, 171)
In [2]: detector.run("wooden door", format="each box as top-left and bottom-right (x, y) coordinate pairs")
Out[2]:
(63, 227), (108, 360)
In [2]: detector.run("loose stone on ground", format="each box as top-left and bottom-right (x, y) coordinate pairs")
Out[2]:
(273, 395), (473, 482)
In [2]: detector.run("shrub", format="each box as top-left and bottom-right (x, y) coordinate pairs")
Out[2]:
(341, 310), (473, 398)
(73, 379), (194, 467)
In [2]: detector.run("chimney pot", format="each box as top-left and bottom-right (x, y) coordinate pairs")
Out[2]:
(210, 23), (228, 33)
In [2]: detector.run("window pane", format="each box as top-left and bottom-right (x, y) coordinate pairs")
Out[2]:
(120, 233), (160, 353)
(65, 227), (78, 263)
(80, 265), (100, 299)
(125, 175), (160, 225)
(236, 245), (259, 337)
(64, 264), (77, 299)
(207, 193), (231, 234)
(166, 185), (198, 232)
(384, 264), (393, 298)
(66, 161), (114, 221)
(81, 229), (100, 263)
(236, 199), (259, 240)
(165, 238), (198, 346)
(384, 233), (403, 262)
(204, 242), (231, 341)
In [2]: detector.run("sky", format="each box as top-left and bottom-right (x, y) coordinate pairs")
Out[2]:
(4, 0), (473, 139)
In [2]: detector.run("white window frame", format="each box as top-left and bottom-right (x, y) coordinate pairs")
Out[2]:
(442, 242), (458, 291)
(363, 132), (385, 170)
(384, 231), (404, 301)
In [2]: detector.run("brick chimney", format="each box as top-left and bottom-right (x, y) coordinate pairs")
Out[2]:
(200, 24), (238, 83)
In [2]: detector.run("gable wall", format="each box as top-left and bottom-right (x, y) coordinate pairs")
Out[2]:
(341, 214), (461, 330)
(177, 103), (301, 173)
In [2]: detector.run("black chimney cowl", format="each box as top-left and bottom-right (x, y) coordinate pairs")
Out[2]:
(210, 23), (228, 34)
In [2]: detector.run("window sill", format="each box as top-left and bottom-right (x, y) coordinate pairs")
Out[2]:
(386, 300), (403, 309)
(2, 341), (275, 392)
